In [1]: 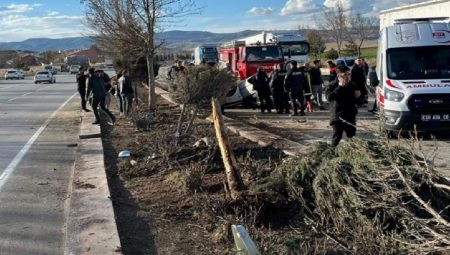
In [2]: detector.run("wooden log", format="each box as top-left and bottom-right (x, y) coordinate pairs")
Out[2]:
(212, 97), (243, 199)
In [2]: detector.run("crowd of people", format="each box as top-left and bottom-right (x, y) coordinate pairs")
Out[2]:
(76, 66), (135, 125)
(90, 57), (375, 146)
(246, 58), (375, 146)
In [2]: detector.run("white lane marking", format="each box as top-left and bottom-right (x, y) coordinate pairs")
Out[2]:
(0, 92), (77, 192)
(0, 85), (15, 90)
(7, 92), (33, 102)
(6, 85), (56, 101)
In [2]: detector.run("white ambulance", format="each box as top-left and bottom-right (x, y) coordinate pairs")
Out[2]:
(376, 17), (450, 131)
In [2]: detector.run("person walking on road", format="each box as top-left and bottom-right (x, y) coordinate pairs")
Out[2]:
(118, 69), (135, 116)
(111, 73), (124, 116)
(86, 68), (116, 125)
(76, 67), (90, 112)
(326, 65), (361, 146)
(249, 66), (273, 113)
(284, 60), (308, 116)
(99, 70), (112, 109)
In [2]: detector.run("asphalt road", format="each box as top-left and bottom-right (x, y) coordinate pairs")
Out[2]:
(0, 74), (81, 254)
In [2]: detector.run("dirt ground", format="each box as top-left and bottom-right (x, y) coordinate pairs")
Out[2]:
(100, 91), (301, 254)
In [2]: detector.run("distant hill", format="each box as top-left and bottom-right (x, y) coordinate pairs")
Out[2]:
(0, 30), (304, 52)
(155, 30), (267, 50)
(0, 37), (96, 52)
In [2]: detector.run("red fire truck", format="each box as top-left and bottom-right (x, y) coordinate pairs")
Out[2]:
(219, 40), (284, 80)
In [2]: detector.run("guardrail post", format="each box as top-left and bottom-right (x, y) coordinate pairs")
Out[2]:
(231, 225), (261, 255)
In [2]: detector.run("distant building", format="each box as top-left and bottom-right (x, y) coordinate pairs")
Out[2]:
(65, 46), (103, 66)
(21, 55), (39, 66)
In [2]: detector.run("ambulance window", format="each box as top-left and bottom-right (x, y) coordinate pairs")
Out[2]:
(387, 46), (450, 79)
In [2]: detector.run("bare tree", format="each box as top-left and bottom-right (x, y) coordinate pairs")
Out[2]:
(81, 0), (200, 111)
(349, 13), (379, 58)
(319, 1), (348, 57)
(307, 29), (326, 60)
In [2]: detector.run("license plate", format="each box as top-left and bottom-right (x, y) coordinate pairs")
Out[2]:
(421, 114), (450, 121)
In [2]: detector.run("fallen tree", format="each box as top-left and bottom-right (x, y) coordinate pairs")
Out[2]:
(251, 138), (450, 254)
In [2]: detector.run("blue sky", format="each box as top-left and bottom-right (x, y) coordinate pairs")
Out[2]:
(0, 0), (426, 42)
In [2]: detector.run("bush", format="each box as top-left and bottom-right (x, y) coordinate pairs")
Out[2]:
(322, 48), (339, 60)
(166, 163), (205, 194)
(170, 65), (236, 107)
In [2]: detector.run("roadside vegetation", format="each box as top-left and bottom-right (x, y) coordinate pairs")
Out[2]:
(79, 1), (450, 254)
(103, 80), (450, 254)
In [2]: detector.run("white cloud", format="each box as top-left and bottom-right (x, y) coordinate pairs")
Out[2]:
(280, 0), (320, 16)
(0, 14), (86, 41)
(0, 3), (41, 15)
(248, 7), (274, 15)
(47, 11), (59, 16)
(323, 0), (352, 10)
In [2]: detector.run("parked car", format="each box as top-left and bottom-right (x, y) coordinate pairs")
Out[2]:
(17, 69), (25, 79)
(69, 65), (81, 74)
(34, 71), (56, 84)
(44, 65), (57, 75)
(4, 69), (22, 80)
(335, 57), (357, 68)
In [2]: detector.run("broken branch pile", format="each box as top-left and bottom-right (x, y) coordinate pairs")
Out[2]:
(252, 138), (450, 254)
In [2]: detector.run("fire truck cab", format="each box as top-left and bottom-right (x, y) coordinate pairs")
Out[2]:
(219, 40), (284, 80)
(219, 39), (285, 106)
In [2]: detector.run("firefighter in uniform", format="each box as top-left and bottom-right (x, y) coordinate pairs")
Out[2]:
(284, 61), (308, 116)
(248, 66), (273, 113)
(269, 63), (290, 114)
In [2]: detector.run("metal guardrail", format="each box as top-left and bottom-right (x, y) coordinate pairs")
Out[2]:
(231, 225), (261, 255)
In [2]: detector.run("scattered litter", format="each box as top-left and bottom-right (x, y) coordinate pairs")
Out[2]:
(118, 150), (131, 157)
(130, 160), (138, 166)
(66, 143), (78, 147)
(296, 119), (307, 123)
(144, 153), (157, 163)
(193, 137), (214, 147)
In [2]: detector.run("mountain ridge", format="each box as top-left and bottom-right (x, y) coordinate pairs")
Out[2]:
(0, 30), (301, 52)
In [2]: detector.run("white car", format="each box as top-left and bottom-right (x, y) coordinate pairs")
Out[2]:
(4, 69), (22, 80)
(69, 65), (81, 74)
(17, 70), (25, 79)
(34, 71), (56, 84)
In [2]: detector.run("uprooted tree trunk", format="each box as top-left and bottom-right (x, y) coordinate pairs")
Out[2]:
(212, 97), (243, 199)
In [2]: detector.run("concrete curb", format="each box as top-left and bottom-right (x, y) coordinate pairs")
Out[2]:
(154, 86), (308, 157)
(64, 113), (121, 255)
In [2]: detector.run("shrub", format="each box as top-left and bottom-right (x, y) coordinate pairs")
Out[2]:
(322, 48), (339, 60)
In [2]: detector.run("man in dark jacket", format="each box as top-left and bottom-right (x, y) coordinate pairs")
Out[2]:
(351, 59), (367, 106)
(269, 63), (290, 114)
(326, 65), (361, 146)
(86, 68), (116, 125)
(248, 66), (273, 113)
(76, 67), (90, 112)
(284, 61), (307, 116)
(309, 60), (325, 110)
